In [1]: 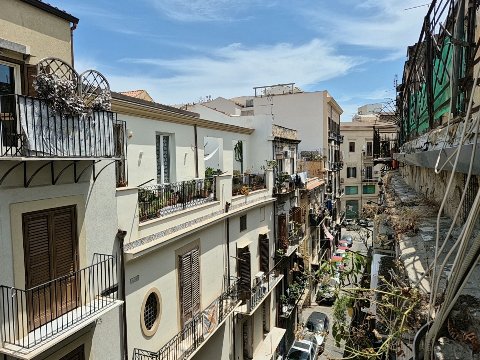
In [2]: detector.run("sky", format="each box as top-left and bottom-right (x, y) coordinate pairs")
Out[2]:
(48, 0), (428, 121)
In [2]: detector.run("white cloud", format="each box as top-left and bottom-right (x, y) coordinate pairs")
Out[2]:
(112, 39), (361, 104)
(147, 0), (274, 21)
(303, 0), (427, 52)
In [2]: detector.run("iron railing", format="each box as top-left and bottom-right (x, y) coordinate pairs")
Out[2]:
(0, 94), (122, 158)
(0, 254), (117, 350)
(232, 173), (266, 196)
(247, 270), (282, 312)
(133, 280), (239, 360)
(138, 178), (215, 222)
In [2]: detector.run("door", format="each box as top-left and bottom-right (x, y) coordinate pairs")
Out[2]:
(0, 61), (21, 151)
(23, 205), (78, 330)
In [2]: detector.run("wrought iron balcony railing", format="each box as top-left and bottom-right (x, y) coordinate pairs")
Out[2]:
(0, 95), (122, 158)
(0, 254), (117, 351)
(246, 270), (283, 313)
(133, 280), (239, 360)
(138, 178), (216, 222)
(232, 173), (266, 196)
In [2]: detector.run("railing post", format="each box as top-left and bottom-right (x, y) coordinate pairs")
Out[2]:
(182, 181), (186, 210)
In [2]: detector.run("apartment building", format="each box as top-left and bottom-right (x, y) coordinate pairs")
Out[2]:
(0, 1), (124, 360)
(114, 94), (286, 360)
(186, 97), (336, 350)
(340, 107), (397, 218)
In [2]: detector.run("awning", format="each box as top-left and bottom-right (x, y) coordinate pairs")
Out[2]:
(337, 246), (348, 251)
(323, 224), (334, 241)
(331, 256), (343, 262)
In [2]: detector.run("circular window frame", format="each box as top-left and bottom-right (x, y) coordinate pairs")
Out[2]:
(140, 287), (161, 337)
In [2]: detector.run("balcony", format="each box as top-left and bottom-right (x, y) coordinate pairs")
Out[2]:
(273, 172), (306, 195)
(138, 178), (215, 223)
(0, 254), (120, 358)
(0, 95), (120, 159)
(239, 269), (283, 314)
(232, 173), (266, 196)
(133, 280), (240, 360)
(336, 188), (345, 198)
(337, 134), (344, 143)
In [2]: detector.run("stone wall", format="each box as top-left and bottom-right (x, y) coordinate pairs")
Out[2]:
(400, 165), (479, 225)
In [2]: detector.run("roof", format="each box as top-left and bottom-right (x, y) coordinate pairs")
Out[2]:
(21, 0), (79, 24)
(305, 178), (324, 190)
(120, 90), (154, 102)
(112, 92), (199, 118)
(306, 311), (327, 323)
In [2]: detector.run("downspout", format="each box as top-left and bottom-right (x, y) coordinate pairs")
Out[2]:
(117, 230), (128, 360)
(194, 125), (199, 178)
(70, 23), (77, 68)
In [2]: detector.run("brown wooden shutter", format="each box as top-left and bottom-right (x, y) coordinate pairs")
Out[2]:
(237, 246), (251, 301)
(23, 206), (78, 330)
(23, 212), (52, 288)
(52, 207), (77, 277)
(277, 214), (288, 250)
(24, 64), (37, 97)
(259, 235), (270, 273)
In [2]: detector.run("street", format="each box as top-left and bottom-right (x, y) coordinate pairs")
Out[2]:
(302, 227), (369, 360)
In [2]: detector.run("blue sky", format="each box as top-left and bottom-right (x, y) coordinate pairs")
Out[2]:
(48, 0), (428, 120)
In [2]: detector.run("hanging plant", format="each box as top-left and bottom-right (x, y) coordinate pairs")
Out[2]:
(33, 73), (86, 116)
(234, 141), (243, 162)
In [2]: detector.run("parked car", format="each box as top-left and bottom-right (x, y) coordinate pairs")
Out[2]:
(340, 234), (353, 247)
(286, 335), (319, 360)
(304, 311), (330, 349)
(316, 284), (336, 305)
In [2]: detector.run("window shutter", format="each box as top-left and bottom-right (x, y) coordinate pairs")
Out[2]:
(191, 248), (200, 314)
(259, 235), (270, 273)
(237, 246), (251, 301)
(277, 214), (288, 250)
(23, 212), (52, 288)
(52, 207), (76, 277)
(180, 253), (193, 323)
(24, 65), (37, 97)
(179, 247), (200, 325)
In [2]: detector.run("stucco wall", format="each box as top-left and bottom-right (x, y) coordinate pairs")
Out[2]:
(254, 92), (326, 153)
(0, 0), (72, 64)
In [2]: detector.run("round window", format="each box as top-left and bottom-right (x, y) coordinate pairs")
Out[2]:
(141, 288), (161, 336)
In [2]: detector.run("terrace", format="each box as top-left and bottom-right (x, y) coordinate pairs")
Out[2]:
(0, 254), (121, 359)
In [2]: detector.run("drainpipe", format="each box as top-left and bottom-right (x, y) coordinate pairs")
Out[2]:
(70, 23), (77, 68)
(194, 125), (199, 178)
(117, 230), (128, 360)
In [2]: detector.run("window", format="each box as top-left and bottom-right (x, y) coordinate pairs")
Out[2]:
(290, 158), (295, 175)
(365, 166), (373, 180)
(349, 142), (355, 152)
(179, 248), (200, 325)
(345, 186), (358, 195)
(366, 141), (373, 156)
(259, 206), (265, 221)
(246, 99), (253, 107)
(0, 61), (20, 95)
(363, 185), (376, 194)
(240, 214), (247, 232)
(347, 167), (357, 178)
(156, 134), (171, 183)
(276, 159), (283, 173)
(141, 288), (161, 336)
